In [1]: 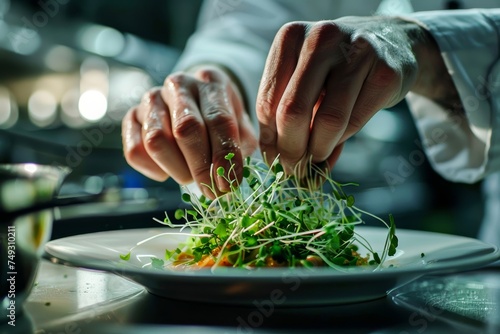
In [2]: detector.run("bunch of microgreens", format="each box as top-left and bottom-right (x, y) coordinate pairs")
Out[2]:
(120, 153), (398, 271)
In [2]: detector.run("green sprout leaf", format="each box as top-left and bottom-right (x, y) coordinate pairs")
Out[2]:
(174, 209), (184, 220)
(243, 166), (251, 178)
(388, 214), (398, 256)
(245, 235), (258, 247)
(346, 195), (355, 207)
(119, 252), (130, 261)
(217, 166), (225, 176)
(165, 248), (181, 260)
(214, 221), (228, 239)
(327, 233), (340, 250)
(181, 193), (191, 203)
(274, 163), (284, 175)
(150, 257), (164, 270)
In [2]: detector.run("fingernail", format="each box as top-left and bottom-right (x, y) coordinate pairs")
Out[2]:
(200, 184), (216, 200)
(217, 175), (230, 193)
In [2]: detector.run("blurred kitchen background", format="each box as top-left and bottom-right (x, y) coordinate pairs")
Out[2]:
(0, 0), (484, 239)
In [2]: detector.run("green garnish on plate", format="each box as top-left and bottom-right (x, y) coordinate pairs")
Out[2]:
(122, 153), (398, 270)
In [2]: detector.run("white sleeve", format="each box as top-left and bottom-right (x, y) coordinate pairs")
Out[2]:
(172, 0), (379, 115)
(404, 9), (500, 183)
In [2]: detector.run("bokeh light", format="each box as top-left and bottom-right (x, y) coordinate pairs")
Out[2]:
(28, 90), (58, 127)
(78, 89), (107, 122)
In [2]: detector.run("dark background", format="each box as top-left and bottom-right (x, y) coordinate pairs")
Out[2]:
(0, 0), (484, 239)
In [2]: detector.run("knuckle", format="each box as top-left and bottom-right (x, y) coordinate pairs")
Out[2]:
(315, 109), (348, 132)
(339, 34), (375, 64)
(164, 72), (189, 89)
(172, 114), (204, 140)
(306, 21), (341, 48)
(143, 128), (167, 153)
(278, 21), (307, 41)
(141, 87), (162, 105)
(198, 81), (229, 105)
(195, 67), (222, 82)
(279, 97), (309, 123)
(203, 104), (232, 121)
(274, 22), (307, 54)
(347, 112), (366, 131)
(351, 34), (372, 50)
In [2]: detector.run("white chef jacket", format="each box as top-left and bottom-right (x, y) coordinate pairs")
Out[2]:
(173, 0), (500, 246)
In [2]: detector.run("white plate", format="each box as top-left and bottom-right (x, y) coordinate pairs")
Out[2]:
(44, 227), (500, 306)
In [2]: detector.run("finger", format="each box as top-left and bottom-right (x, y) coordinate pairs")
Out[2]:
(162, 73), (213, 197)
(308, 50), (372, 163)
(122, 107), (169, 181)
(138, 89), (192, 184)
(339, 59), (404, 143)
(227, 79), (258, 158)
(257, 22), (307, 164)
(238, 111), (258, 157)
(196, 68), (243, 193)
(276, 22), (344, 171)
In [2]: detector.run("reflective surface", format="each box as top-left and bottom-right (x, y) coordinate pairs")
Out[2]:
(43, 227), (500, 306)
(391, 271), (500, 331)
(1, 260), (498, 333)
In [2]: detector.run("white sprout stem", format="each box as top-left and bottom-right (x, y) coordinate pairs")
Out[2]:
(243, 177), (280, 216)
(352, 232), (375, 253)
(305, 230), (326, 247)
(253, 221), (275, 236)
(135, 232), (211, 247)
(257, 228), (324, 242)
(305, 245), (348, 272)
(242, 219), (261, 233)
(351, 205), (392, 266)
(353, 206), (390, 228)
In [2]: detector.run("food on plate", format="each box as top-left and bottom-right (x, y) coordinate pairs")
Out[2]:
(121, 153), (398, 270)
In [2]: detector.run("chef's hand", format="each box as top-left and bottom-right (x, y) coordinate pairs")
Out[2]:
(257, 16), (452, 175)
(122, 65), (258, 198)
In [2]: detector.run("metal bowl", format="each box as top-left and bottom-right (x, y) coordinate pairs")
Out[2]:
(0, 164), (70, 322)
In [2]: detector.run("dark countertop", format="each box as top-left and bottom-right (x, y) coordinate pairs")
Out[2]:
(3, 260), (499, 334)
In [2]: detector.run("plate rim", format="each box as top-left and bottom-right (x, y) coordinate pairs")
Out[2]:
(44, 226), (500, 281)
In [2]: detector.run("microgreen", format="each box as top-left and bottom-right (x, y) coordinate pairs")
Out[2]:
(167, 154), (397, 270)
(122, 154), (397, 271)
(151, 257), (165, 270)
